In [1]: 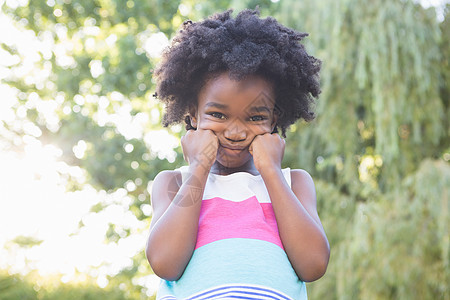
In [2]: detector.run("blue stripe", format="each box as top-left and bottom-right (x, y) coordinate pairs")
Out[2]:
(188, 285), (291, 300)
(156, 239), (307, 300)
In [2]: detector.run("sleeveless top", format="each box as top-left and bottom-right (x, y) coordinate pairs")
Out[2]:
(155, 166), (307, 300)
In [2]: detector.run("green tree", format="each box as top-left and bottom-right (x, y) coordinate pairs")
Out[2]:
(0, 272), (36, 300)
(278, 0), (449, 299)
(0, 271), (139, 300)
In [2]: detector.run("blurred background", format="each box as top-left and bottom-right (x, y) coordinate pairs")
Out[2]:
(0, 0), (448, 299)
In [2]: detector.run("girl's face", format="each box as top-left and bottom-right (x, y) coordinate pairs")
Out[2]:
(191, 72), (277, 169)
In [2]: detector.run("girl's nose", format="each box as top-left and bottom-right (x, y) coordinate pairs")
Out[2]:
(224, 121), (247, 142)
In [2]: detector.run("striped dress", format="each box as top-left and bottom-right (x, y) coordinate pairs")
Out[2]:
(155, 166), (307, 300)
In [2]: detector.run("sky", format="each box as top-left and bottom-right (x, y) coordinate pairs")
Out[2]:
(420, 0), (448, 21)
(0, 0), (447, 295)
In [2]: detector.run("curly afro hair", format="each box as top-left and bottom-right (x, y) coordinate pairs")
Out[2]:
(153, 8), (321, 137)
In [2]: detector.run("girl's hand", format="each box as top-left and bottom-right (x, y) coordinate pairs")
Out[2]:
(249, 133), (285, 174)
(181, 129), (218, 171)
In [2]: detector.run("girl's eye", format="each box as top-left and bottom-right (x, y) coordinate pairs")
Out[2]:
(209, 112), (226, 120)
(249, 115), (267, 122)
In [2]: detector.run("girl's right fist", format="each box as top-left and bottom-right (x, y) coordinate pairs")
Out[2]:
(181, 129), (218, 170)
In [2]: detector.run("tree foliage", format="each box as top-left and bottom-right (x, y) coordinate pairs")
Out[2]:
(278, 1), (449, 299)
(0, 271), (140, 300)
(280, 0), (447, 192)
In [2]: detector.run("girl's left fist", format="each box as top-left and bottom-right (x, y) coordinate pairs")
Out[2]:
(249, 133), (285, 173)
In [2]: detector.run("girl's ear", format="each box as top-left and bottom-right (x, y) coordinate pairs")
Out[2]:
(190, 116), (198, 128)
(188, 106), (198, 129)
(271, 114), (278, 132)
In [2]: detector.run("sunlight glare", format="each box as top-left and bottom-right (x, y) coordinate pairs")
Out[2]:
(144, 130), (178, 163)
(0, 142), (148, 284)
(143, 32), (169, 58)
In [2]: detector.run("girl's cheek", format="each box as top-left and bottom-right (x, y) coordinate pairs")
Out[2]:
(197, 119), (223, 132)
(250, 123), (273, 136)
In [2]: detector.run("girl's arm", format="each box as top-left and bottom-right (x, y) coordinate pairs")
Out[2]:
(250, 133), (330, 282)
(262, 167), (330, 282)
(146, 129), (218, 281)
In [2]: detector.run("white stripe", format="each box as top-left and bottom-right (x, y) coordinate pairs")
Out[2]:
(177, 166), (291, 204)
(193, 291), (280, 300)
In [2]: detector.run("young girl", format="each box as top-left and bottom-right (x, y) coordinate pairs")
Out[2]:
(146, 9), (330, 300)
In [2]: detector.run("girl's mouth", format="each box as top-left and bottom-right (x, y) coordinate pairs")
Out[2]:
(219, 145), (247, 156)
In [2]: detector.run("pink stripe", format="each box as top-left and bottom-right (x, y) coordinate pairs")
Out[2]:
(195, 196), (284, 250)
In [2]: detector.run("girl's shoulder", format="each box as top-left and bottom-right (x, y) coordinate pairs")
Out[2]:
(152, 169), (182, 189)
(149, 169), (183, 228)
(290, 168), (320, 223)
(290, 168), (316, 196)
(290, 168), (315, 185)
(151, 169), (183, 206)
(151, 166), (194, 198)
